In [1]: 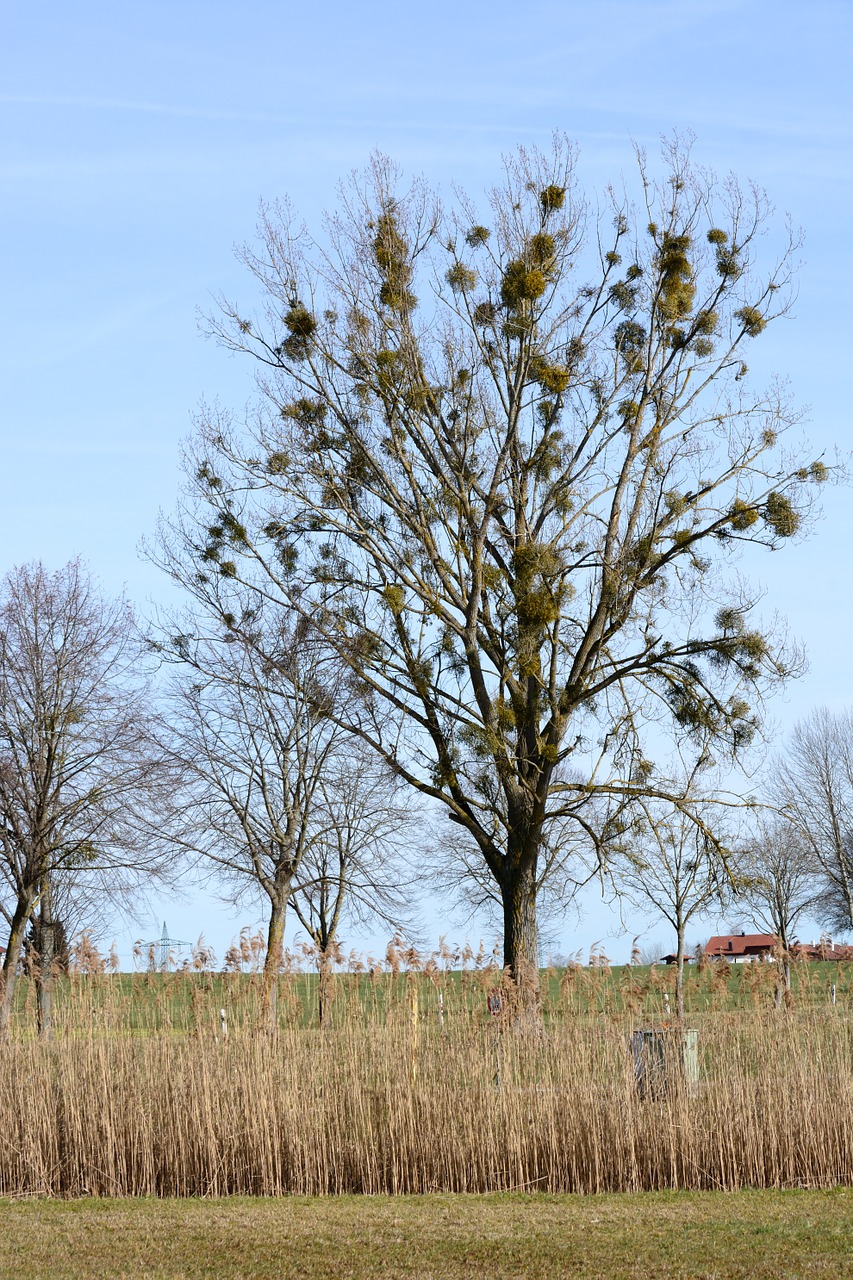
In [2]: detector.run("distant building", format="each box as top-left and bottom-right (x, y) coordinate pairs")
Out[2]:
(790, 939), (853, 962)
(704, 933), (778, 962)
(704, 932), (853, 963)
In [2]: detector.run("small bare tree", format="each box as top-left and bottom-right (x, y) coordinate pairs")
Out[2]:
(0, 561), (171, 1037)
(289, 748), (417, 1026)
(774, 708), (853, 934)
(618, 758), (731, 1019)
(734, 816), (819, 998)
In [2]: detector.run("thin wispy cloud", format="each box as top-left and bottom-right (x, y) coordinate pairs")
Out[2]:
(0, 94), (300, 126)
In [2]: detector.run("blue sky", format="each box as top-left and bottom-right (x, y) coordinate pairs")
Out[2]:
(2, 0), (852, 965)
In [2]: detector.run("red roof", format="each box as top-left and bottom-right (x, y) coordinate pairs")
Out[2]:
(791, 941), (853, 961)
(705, 933), (777, 957)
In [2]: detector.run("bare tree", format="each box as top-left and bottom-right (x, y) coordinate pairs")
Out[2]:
(774, 707), (853, 935)
(0, 561), (171, 1037)
(637, 940), (669, 966)
(289, 747), (417, 1025)
(618, 758), (731, 1019)
(160, 619), (416, 1027)
(155, 136), (823, 1009)
(734, 816), (819, 996)
(23, 861), (119, 1019)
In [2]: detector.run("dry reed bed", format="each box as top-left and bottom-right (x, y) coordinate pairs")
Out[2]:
(2, 1012), (853, 1197)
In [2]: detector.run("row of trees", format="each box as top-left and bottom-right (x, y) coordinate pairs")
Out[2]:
(617, 726), (853, 1019)
(1, 135), (844, 1028)
(1, 559), (851, 1029)
(0, 562), (417, 1034)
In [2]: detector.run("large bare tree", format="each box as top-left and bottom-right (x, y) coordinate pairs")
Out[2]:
(156, 136), (824, 1006)
(0, 560), (171, 1036)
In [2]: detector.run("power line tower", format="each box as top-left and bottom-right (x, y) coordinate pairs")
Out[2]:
(145, 921), (190, 971)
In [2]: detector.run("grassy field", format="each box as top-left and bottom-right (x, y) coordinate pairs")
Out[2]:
(2, 1190), (852, 1279)
(8, 952), (852, 1034)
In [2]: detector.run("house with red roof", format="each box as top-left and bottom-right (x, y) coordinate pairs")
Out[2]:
(704, 933), (853, 963)
(790, 939), (853, 962)
(704, 933), (778, 962)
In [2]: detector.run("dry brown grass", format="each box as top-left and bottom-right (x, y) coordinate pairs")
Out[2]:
(2, 967), (853, 1197)
(3, 1190), (853, 1279)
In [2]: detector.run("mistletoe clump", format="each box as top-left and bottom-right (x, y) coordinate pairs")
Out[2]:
(373, 206), (417, 313)
(279, 302), (317, 362)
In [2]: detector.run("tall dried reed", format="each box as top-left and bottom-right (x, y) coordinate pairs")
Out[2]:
(2, 961), (853, 1197)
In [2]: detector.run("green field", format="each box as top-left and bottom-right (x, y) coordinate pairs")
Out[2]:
(8, 955), (850, 1036)
(2, 1190), (852, 1279)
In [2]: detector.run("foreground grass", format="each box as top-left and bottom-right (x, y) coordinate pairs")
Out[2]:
(2, 1191), (853, 1279)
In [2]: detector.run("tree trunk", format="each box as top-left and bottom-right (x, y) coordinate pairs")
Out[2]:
(262, 894), (287, 1032)
(0, 900), (32, 1040)
(675, 925), (686, 1022)
(318, 949), (333, 1029)
(781, 930), (791, 1000)
(776, 928), (791, 1007)
(501, 858), (540, 1014)
(37, 885), (55, 1041)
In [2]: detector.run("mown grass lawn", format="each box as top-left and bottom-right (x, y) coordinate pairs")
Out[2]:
(2, 1190), (852, 1279)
